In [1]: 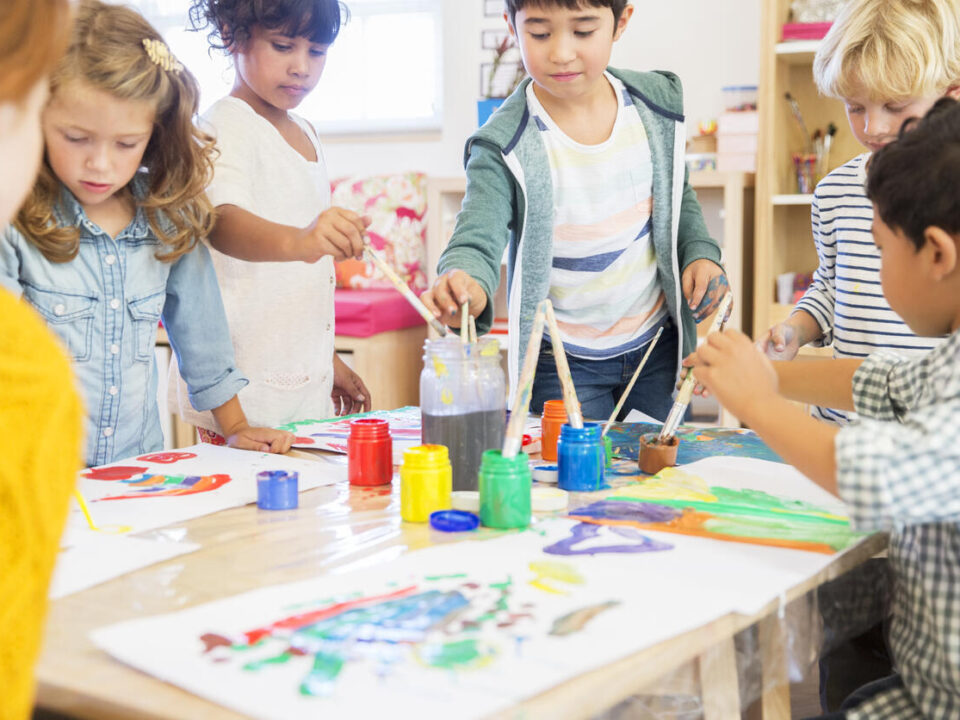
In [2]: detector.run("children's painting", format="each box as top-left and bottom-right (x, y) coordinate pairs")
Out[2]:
(62, 444), (347, 546)
(93, 460), (872, 720)
(281, 406), (541, 462)
(605, 421), (783, 466)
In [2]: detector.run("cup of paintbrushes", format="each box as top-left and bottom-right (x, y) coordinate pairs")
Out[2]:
(792, 152), (818, 194)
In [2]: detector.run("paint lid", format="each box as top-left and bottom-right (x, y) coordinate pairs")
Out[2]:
(451, 490), (480, 512)
(541, 399), (568, 420)
(532, 487), (568, 512)
(532, 465), (559, 483)
(256, 470), (299, 510)
(429, 510), (480, 532)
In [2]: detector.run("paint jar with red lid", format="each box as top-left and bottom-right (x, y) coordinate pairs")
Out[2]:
(348, 418), (393, 486)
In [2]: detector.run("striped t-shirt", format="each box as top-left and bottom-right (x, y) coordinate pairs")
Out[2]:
(526, 73), (666, 360)
(795, 153), (942, 424)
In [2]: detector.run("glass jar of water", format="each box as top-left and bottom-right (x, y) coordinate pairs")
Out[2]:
(420, 336), (506, 492)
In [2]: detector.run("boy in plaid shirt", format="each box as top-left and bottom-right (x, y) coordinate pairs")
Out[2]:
(688, 97), (960, 719)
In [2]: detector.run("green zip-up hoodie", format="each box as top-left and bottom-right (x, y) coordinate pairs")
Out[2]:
(437, 67), (723, 401)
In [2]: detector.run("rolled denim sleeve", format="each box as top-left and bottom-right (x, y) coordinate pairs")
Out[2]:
(0, 226), (25, 297)
(162, 241), (247, 411)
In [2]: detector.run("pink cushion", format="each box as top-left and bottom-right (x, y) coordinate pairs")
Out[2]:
(334, 288), (426, 338)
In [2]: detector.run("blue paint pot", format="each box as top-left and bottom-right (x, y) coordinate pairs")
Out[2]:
(557, 422), (605, 492)
(256, 470), (299, 510)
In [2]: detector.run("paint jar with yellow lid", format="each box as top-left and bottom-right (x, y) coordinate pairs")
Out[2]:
(420, 337), (505, 493)
(400, 444), (452, 522)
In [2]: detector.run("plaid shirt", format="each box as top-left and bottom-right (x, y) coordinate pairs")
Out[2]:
(835, 328), (960, 719)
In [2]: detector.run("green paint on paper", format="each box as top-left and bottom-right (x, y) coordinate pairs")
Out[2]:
(299, 652), (345, 696)
(417, 638), (493, 670)
(425, 573), (468, 581)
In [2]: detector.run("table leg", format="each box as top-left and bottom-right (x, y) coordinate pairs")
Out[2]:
(699, 636), (740, 720)
(759, 612), (791, 718)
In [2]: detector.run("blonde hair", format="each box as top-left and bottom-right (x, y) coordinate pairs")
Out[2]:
(814, 0), (960, 101)
(0, 0), (72, 103)
(16, 0), (216, 263)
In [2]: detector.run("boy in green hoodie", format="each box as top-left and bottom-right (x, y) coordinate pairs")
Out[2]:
(422, 0), (727, 420)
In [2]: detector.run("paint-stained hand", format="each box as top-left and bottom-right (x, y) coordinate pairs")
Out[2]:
(682, 261), (730, 323)
(756, 321), (802, 360)
(297, 207), (370, 263)
(331, 352), (371, 416)
(685, 329), (777, 423)
(224, 426), (295, 454)
(420, 269), (488, 328)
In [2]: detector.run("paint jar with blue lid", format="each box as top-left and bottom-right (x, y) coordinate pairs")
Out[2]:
(420, 337), (506, 493)
(478, 449), (531, 529)
(557, 423), (605, 492)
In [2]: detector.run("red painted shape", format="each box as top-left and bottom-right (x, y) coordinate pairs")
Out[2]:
(243, 585), (419, 646)
(396, 206), (426, 221)
(81, 465), (148, 481)
(136, 451), (198, 464)
(294, 436), (315, 445)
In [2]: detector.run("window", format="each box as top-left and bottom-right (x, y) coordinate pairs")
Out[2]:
(129, 0), (444, 134)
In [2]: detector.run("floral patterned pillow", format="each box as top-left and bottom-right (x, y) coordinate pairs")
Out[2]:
(331, 172), (427, 292)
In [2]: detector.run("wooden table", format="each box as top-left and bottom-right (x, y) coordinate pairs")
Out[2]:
(36, 451), (885, 720)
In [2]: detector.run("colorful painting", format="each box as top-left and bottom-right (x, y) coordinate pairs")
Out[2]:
(604, 422), (783, 466)
(568, 463), (862, 554)
(93, 500), (869, 720)
(282, 406), (541, 460)
(63, 444), (347, 546)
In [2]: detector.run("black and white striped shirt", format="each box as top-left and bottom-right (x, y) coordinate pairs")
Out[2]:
(794, 153), (941, 424)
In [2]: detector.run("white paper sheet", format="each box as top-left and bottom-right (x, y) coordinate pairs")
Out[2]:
(63, 444), (347, 546)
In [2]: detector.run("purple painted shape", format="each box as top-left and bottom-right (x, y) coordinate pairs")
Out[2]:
(543, 522), (673, 556)
(569, 500), (682, 524)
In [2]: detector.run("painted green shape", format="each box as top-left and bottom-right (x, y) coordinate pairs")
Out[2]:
(243, 651), (293, 671)
(420, 638), (488, 669)
(425, 573), (468, 581)
(276, 418), (328, 432)
(702, 517), (858, 551)
(489, 575), (513, 591)
(299, 652), (345, 696)
(163, 475), (184, 486)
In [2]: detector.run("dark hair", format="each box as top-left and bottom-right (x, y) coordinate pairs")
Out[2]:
(189, 0), (347, 52)
(867, 96), (960, 250)
(504, 0), (629, 27)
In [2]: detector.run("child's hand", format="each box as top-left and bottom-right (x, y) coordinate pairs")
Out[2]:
(682, 261), (730, 323)
(331, 353), (371, 416)
(756, 321), (801, 360)
(298, 208), (370, 263)
(224, 425), (295, 454)
(687, 329), (778, 422)
(420, 270), (488, 327)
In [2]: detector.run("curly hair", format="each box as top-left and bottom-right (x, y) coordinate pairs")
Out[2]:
(189, 0), (347, 53)
(15, 0), (217, 264)
(867, 96), (960, 249)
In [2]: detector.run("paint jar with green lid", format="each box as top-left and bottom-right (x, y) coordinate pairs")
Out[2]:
(401, 444), (452, 523)
(478, 449), (531, 529)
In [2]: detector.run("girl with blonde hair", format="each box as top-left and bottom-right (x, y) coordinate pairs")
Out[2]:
(0, 0), (293, 466)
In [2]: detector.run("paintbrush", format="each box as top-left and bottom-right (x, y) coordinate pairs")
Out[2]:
(543, 299), (584, 429)
(461, 300), (470, 345)
(502, 301), (548, 458)
(74, 489), (100, 531)
(784, 92), (813, 153)
(657, 292), (734, 443)
(824, 122), (837, 169)
(363, 243), (448, 336)
(602, 326), (664, 437)
(468, 314), (478, 344)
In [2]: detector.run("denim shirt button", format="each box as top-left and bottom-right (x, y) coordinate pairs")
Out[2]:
(105, 254), (116, 265)
(108, 386), (118, 396)
(54, 304), (65, 316)
(110, 343), (120, 354)
(109, 298), (120, 310)
(102, 427), (113, 437)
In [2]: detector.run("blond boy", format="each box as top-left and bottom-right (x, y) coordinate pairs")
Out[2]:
(759, 0), (960, 424)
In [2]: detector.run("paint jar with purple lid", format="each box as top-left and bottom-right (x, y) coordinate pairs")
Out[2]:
(557, 423), (605, 492)
(420, 337), (505, 493)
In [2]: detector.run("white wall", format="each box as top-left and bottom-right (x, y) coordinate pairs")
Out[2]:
(322, 0), (761, 179)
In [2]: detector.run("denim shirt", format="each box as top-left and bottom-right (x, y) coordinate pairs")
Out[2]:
(0, 183), (247, 466)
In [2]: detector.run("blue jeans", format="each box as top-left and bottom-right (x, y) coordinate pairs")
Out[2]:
(530, 321), (680, 423)
(802, 674), (903, 719)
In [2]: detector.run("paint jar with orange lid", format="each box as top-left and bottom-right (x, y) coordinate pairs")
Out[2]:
(400, 444), (452, 522)
(540, 399), (567, 462)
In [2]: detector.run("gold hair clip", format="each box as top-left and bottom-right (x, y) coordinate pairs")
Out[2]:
(142, 38), (183, 74)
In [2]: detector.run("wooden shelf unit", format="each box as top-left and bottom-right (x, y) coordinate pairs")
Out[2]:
(754, 2), (863, 345)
